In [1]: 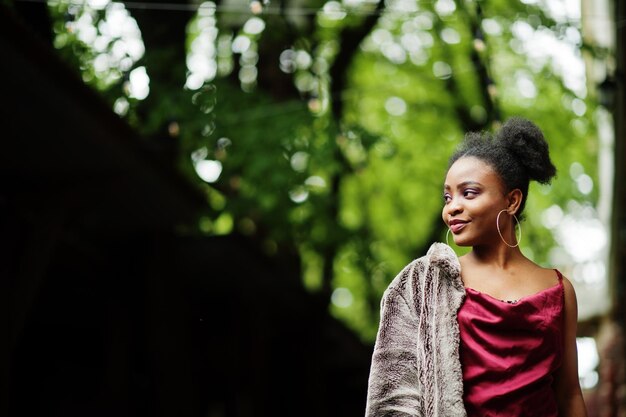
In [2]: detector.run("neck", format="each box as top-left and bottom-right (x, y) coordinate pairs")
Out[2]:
(469, 243), (523, 269)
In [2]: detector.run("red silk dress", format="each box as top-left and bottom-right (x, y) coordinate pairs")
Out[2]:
(457, 271), (564, 417)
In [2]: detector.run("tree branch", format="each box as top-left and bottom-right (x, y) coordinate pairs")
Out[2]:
(329, 1), (386, 122)
(319, 2), (387, 301)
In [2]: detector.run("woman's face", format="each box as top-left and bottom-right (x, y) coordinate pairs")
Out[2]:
(442, 156), (512, 247)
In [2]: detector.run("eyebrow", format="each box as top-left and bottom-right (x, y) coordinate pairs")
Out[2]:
(443, 181), (482, 191)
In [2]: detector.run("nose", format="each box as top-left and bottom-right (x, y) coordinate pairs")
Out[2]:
(445, 196), (463, 217)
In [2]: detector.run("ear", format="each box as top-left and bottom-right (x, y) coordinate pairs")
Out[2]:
(506, 189), (523, 215)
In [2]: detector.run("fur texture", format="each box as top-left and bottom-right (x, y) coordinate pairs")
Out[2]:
(365, 243), (467, 416)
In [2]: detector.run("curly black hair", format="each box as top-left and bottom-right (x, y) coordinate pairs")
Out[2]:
(448, 117), (557, 217)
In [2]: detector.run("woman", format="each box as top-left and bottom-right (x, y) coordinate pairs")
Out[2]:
(365, 117), (587, 416)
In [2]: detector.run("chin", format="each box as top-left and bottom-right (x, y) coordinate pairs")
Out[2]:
(455, 241), (473, 247)
(452, 236), (474, 247)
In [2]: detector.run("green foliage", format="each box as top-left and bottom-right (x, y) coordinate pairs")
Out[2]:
(47, 0), (601, 342)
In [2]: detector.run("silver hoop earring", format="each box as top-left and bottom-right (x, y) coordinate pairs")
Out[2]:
(496, 209), (522, 248)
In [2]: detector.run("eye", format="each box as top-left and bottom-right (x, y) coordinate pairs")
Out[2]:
(463, 189), (478, 198)
(443, 193), (451, 203)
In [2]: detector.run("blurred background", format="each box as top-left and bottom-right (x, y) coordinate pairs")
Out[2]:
(2, 0), (624, 415)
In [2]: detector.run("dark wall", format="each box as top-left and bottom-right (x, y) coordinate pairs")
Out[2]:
(8, 229), (371, 417)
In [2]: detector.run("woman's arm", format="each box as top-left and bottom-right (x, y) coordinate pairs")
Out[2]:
(365, 287), (421, 417)
(554, 277), (588, 417)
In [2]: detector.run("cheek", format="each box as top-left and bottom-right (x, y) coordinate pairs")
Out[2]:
(467, 200), (498, 222)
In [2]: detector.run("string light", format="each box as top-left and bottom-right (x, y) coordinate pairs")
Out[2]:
(18, 0), (616, 123)
(249, 0), (270, 14)
(249, 0), (263, 15)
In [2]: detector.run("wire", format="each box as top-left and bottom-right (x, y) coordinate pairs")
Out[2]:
(12, 0), (626, 23)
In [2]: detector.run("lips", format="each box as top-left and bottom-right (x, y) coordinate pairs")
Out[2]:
(448, 219), (468, 233)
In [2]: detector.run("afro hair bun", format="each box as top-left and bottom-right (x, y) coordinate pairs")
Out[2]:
(495, 117), (556, 185)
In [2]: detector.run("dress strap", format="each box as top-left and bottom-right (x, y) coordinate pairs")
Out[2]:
(555, 269), (564, 283)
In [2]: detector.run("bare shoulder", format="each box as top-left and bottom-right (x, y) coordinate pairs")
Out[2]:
(559, 274), (579, 309)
